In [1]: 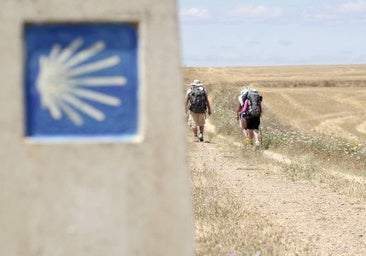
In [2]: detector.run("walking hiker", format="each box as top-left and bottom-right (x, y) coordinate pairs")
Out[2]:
(236, 85), (262, 147)
(236, 87), (251, 144)
(185, 79), (212, 142)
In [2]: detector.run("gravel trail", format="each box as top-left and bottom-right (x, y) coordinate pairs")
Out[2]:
(189, 135), (366, 255)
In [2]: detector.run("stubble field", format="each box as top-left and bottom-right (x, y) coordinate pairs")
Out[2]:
(184, 64), (366, 154)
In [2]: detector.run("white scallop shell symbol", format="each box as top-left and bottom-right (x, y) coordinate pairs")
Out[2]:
(36, 38), (126, 126)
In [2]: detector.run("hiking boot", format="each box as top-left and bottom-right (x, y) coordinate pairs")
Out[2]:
(243, 138), (252, 145)
(198, 133), (204, 142)
(255, 140), (260, 149)
(194, 136), (200, 142)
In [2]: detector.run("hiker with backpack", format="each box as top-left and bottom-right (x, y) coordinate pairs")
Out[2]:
(185, 80), (212, 142)
(236, 87), (251, 144)
(236, 85), (262, 147)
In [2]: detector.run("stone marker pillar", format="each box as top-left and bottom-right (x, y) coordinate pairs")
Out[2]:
(0, 1), (193, 255)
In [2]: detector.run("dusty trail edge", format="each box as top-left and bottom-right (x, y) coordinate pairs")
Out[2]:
(190, 120), (366, 255)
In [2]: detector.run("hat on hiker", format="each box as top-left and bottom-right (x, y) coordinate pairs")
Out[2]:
(191, 79), (203, 86)
(240, 86), (251, 95)
(249, 83), (258, 91)
(240, 88), (248, 94)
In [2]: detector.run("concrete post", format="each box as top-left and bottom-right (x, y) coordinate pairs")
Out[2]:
(0, 1), (193, 255)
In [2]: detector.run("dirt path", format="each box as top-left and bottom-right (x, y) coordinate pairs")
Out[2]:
(189, 135), (366, 255)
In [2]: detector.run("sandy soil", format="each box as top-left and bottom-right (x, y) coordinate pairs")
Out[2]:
(189, 133), (366, 255)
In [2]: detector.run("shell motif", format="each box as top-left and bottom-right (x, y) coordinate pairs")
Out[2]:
(36, 38), (126, 126)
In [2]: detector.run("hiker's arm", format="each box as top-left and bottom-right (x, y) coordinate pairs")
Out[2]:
(185, 96), (189, 113)
(259, 100), (263, 115)
(236, 102), (241, 120)
(206, 98), (212, 115)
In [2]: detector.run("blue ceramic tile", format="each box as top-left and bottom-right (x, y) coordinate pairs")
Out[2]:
(24, 24), (138, 140)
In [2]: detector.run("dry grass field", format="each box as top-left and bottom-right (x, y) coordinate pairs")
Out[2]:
(183, 64), (366, 86)
(185, 65), (366, 256)
(184, 64), (366, 149)
(261, 86), (366, 142)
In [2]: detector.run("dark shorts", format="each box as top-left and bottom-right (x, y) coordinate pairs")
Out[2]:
(246, 116), (260, 130)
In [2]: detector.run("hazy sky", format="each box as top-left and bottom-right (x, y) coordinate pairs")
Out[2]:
(178, 0), (366, 67)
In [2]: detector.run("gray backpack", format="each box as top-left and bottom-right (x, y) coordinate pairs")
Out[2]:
(242, 90), (262, 117)
(188, 86), (207, 113)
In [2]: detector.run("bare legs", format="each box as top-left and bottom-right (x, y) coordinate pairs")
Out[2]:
(241, 118), (251, 143)
(241, 118), (260, 147)
(247, 129), (259, 142)
(192, 126), (204, 137)
(192, 126), (204, 142)
(247, 129), (260, 148)
(242, 127), (249, 139)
